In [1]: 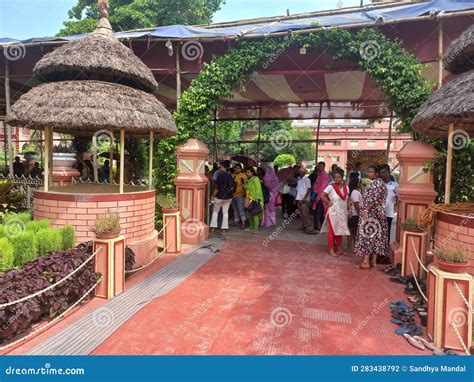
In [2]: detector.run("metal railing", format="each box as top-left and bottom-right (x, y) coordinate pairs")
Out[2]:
(0, 174), (43, 210)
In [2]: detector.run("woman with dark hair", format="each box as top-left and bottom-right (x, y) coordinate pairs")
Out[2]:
(355, 165), (388, 269)
(244, 167), (264, 233)
(210, 161), (234, 233)
(347, 178), (362, 253)
(321, 168), (350, 257)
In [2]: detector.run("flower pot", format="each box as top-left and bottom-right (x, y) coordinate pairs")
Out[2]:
(95, 230), (121, 240)
(53, 153), (77, 169)
(434, 257), (468, 274)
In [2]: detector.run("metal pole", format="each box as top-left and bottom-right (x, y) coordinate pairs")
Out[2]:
(212, 110), (217, 163)
(437, 21), (443, 89)
(445, 123), (454, 204)
(5, 60), (13, 177)
(119, 128), (125, 194)
(256, 107), (262, 164)
(108, 139), (113, 183)
(315, 102), (323, 163)
(176, 43), (181, 108)
(148, 130), (154, 190)
(386, 112), (394, 163)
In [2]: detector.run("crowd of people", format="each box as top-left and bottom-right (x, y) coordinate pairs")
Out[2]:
(208, 159), (399, 270)
(12, 156), (43, 178)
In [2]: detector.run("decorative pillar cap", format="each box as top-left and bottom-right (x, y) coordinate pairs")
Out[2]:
(177, 139), (210, 156)
(396, 141), (438, 162)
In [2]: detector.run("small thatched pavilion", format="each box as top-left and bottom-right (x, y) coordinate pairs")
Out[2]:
(412, 24), (473, 203)
(5, 0), (176, 264)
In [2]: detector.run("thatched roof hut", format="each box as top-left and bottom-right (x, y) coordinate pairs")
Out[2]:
(34, 18), (158, 93)
(443, 24), (474, 74)
(411, 70), (474, 137)
(6, 80), (176, 138)
(6, 0), (175, 138)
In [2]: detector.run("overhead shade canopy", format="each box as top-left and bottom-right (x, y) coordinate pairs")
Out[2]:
(1, 0), (473, 120)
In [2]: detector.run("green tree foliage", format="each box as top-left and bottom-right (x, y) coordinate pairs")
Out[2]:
(273, 154), (296, 168)
(58, 0), (226, 36)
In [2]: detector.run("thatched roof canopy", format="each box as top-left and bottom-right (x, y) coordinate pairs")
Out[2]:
(6, 80), (175, 138)
(33, 18), (158, 93)
(411, 70), (474, 137)
(443, 24), (474, 74)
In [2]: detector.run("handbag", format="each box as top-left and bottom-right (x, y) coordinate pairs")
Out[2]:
(275, 193), (282, 206)
(246, 200), (263, 217)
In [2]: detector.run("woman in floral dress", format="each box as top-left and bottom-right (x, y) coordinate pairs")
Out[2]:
(355, 165), (388, 269)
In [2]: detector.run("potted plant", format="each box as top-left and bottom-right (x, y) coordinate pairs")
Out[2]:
(401, 218), (426, 233)
(53, 144), (77, 169)
(433, 248), (468, 273)
(91, 211), (121, 239)
(156, 193), (178, 214)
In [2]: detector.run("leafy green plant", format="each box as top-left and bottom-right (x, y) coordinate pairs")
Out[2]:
(60, 226), (76, 250)
(0, 237), (14, 272)
(401, 218), (425, 232)
(26, 219), (50, 233)
(273, 154), (296, 168)
(91, 211), (121, 236)
(35, 229), (63, 257)
(0, 181), (26, 214)
(433, 248), (467, 264)
(156, 193), (177, 209)
(12, 232), (37, 266)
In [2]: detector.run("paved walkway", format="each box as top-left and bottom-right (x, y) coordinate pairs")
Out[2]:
(90, 235), (421, 355)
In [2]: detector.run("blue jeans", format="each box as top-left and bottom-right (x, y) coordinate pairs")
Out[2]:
(232, 196), (246, 223)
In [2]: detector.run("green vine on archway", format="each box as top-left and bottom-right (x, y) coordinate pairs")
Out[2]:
(155, 27), (433, 194)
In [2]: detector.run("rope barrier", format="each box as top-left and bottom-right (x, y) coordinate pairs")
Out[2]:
(419, 203), (474, 227)
(0, 276), (102, 352)
(409, 261), (428, 302)
(125, 243), (171, 275)
(410, 236), (428, 273)
(450, 320), (471, 355)
(0, 247), (102, 309)
(124, 220), (171, 248)
(452, 281), (474, 313)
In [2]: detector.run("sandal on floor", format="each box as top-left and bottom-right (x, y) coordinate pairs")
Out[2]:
(413, 336), (440, 351)
(403, 333), (426, 351)
(395, 323), (422, 336)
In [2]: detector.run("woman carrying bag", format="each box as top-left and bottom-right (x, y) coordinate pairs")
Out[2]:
(244, 167), (264, 233)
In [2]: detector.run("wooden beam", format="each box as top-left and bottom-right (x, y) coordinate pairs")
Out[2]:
(386, 112), (394, 163)
(437, 21), (443, 89)
(119, 128), (125, 194)
(5, 60), (13, 177)
(43, 127), (50, 192)
(315, 102), (323, 162)
(445, 123), (454, 204)
(148, 130), (154, 190)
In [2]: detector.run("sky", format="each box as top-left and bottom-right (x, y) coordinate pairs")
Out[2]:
(0, 0), (362, 40)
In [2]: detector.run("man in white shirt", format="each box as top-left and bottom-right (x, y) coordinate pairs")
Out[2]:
(295, 167), (317, 234)
(381, 166), (399, 244)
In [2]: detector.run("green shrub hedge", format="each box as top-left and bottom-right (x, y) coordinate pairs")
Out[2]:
(0, 213), (76, 272)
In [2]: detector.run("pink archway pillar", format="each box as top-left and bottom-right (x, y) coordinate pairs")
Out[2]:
(173, 139), (210, 244)
(391, 141), (438, 275)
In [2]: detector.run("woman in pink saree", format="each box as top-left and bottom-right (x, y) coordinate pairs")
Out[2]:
(261, 163), (279, 228)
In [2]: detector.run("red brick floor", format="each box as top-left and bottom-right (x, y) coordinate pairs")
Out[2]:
(92, 237), (424, 355)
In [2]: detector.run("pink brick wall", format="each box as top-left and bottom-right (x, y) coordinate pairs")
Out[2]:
(33, 194), (156, 245)
(434, 214), (474, 276)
